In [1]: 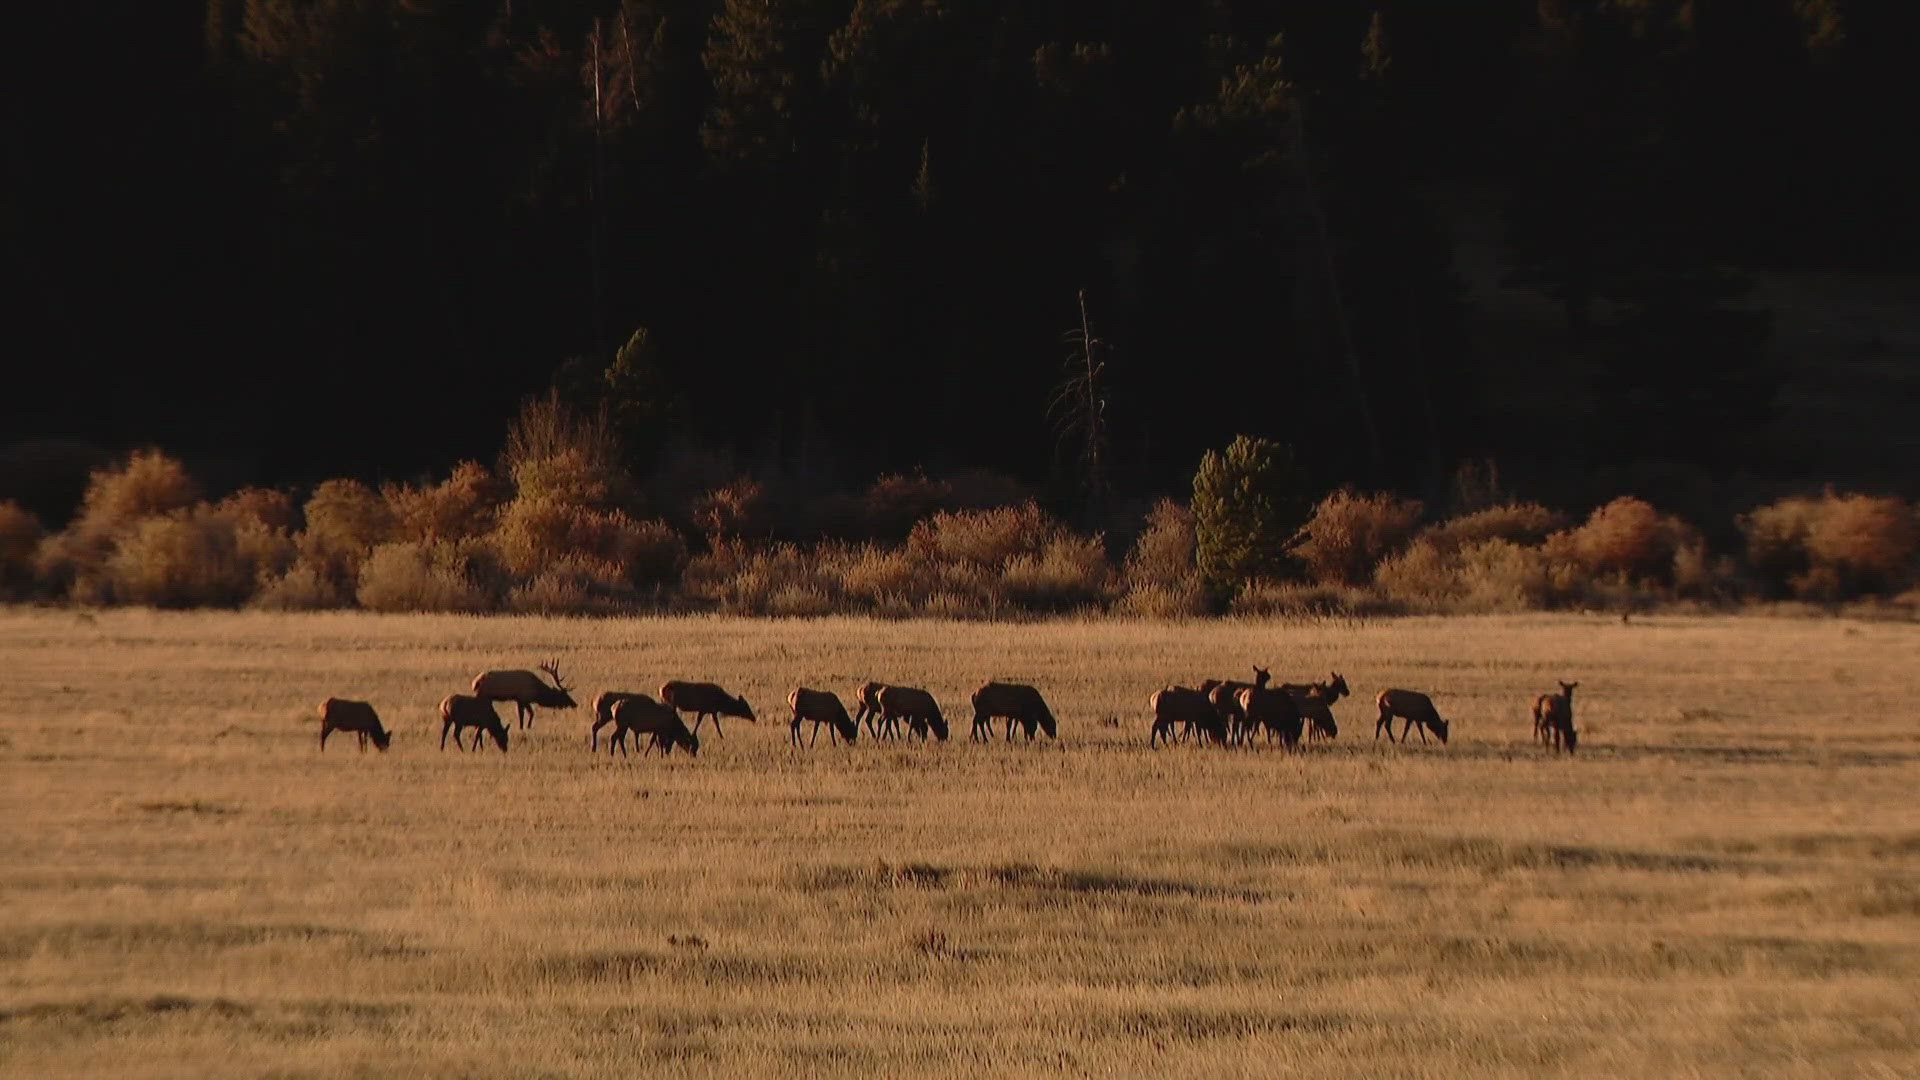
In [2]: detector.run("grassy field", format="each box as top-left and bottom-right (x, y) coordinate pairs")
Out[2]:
(1, 608), (1916, 1077)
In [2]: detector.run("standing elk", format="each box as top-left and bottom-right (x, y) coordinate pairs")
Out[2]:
(1239, 685), (1304, 749)
(971, 682), (1057, 741)
(1532, 680), (1579, 753)
(318, 698), (391, 752)
(878, 685), (948, 742)
(789, 688), (859, 747)
(1208, 666), (1271, 745)
(589, 690), (648, 751)
(1150, 687), (1226, 747)
(609, 695), (700, 757)
(1282, 672), (1349, 741)
(472, 660), (576, 730)
(1374, 688), (1450, 745)
(660, 681), (755, 738)
(439, 694), (510, 752)
(853, 681), (889, 738)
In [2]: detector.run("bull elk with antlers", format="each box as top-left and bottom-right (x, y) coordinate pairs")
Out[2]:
(472, 660), (576, 730)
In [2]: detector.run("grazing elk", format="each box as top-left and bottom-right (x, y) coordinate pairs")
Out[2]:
(1374, 688), (1450, 745)
(1150, 687), (1227, 747)
(589, 690), (648, 751)
(789, 688), (859, 747)
(318, 698), (391, 752)
(878, 685), (948, 742)
(971, 682), (1057, 741)
(660, 681), (755, 738)
(853, 681), (889, 738)
(1282, 672), (1349, 741)
(1532, 681), (1579, 753)
(609, 695), (700, 757)
(1208, 666), (1271, 745)
(472, 660), (576, 730)
(439, 694), (510, 752)
(1239, 685), (1305, 749)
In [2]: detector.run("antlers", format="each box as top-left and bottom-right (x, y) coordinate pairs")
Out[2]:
(540, 658), (569, 691)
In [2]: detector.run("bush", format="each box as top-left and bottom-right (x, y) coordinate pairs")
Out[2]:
(1192, 435), (1309, 593)
(215, 487), (298, 532)
(1376, 537), (1551, 613)
(0, 501), (45, 597)
(1741, 491), (1918, 599)
(1000, 533), (1113, 612)
(252, 563), (349, 610)
(687, 542), (844, 615)
(356, 541), (494, 613)
(300, 479), (396, 586)
(1118, 498), (1208, 617)
(1555, 497), (1700, 584)
(492, 496), (686, 593)
(384, 462), (509, 542)
(1289, 488), (1425, 585)
(838, 471), (1032, 542)
(105, 506), (260, 608)
(505, 555), (636, 615)
(72, 449), (202, 537)
(693, 478), (767, 541)
(503, 391), (632, 510)
(838, 544), (926, 607)
(1420, 502), (1568, 552)
(908, 501), (1052, 566)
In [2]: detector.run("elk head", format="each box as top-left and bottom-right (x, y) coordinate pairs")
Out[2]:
(539, 659), (578, 709)
(1326, 672), (1349, 699)
(1253, 666), (1271, 687)
(1558, 680), (1579, 697)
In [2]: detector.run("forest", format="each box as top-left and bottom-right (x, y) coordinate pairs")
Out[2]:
(3, 1), (1917, 616)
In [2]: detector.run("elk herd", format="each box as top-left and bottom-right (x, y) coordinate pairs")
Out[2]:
(315, 658), (1585, 759)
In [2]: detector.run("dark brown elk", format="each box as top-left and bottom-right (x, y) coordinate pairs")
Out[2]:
(589, 690), (647, 751)
(971, 682), (1057, 741)
(1374, 688), (1449, 745)
(1207, 666), (1270, 745)
(609, 695), (700, 757)
(788, 688), (859, 747)
(472, 660), (576, 730)
(1282, 672), (1349, 741)
(878, 685), (948, 742)
(318, 698), (391, 752)
(1532, 681), (1579, 753)
(1239, 685), (1304, 750)
(853, 681), (889, 737)
(1149, 687), (1226, 747)
(660, 681), (755, 737)
(439, 694), (510, 751)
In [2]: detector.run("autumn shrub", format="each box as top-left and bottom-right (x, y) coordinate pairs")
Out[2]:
(1553, 496), (1701, 585)
(842, 471), (1032, 541)
(491, 496), (685, 594)
(1289, 488), (1425, 585)
(355, 540), (494, 613)
(1740, 491), (1917, 600)
(1420, 502), (1569, 552)
(503, 392), (633, 510)
(908, 501), (1051, 566)
(385, 462), (510, 543)
(505, 555), (636, 615)
(299, 479), (396, 587)
(251, 563), (349, 610)
(1000, 533), (1113, 612)
(693, 478), (768, 542)
(0, 501), (45, 597)
(1375, 538), (1551, 613)
(105, 506), (261, 607)
(689, 543), (844, 616)
(36, 449), (205, 601)
(837, 544), (926, 608)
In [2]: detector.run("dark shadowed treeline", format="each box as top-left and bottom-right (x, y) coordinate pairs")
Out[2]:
(4, 1), (1911, 511)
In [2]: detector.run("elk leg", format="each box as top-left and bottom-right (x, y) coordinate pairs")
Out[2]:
(320, 724), (331, 751)
(711, 714), (724, 739)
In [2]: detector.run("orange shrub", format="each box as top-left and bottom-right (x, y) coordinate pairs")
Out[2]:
(1420, 502), (1568, 552)
(384, 462), (509, 543)
(1289, 488), (1425, 585)
(355, 540), (494, 613)
(1742, 491), (1919, 599)
(0, 501), (45, 597)
(1556, 497), (1700, 584)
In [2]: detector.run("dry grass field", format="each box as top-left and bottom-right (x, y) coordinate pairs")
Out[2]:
(2, 608), (1917, 1077)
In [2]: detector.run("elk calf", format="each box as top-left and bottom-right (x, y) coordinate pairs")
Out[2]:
(853, 681), (889, 737)
(1149, 687), (1225, 747)
(789, 688), (859, 747)
(1374, 688), (1449, 745)
(878, 685), (948, 742)
(1282, 672), (1348, 741)
(589, 690), (648, 751)
(1208, 666), (1271, 745)
(440, 694), (510, 752)
(971, 682), (1057, 741)
(1532, 680), (1579, 753)
(1239, 685), (1304, 750)
(318, 698), (390, 752)
(660, 681), (755, 738)
(472, 660), (576, 730)
(609, 695), (700, 757)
